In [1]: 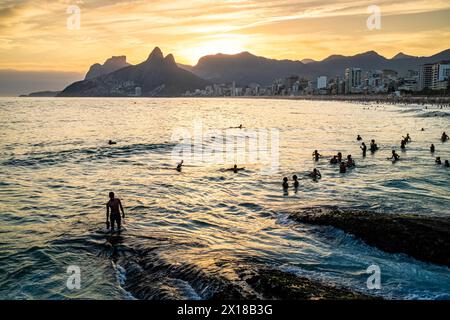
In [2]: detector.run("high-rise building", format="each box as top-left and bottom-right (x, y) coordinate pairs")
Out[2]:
(431, 62), (450, 90)
(418, 63), (433, 90)
(345, 68), (362, 93)
(317, 76), (327, 90)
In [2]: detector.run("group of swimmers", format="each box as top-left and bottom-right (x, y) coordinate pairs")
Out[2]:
(281, 130), (449, 190)
(431, 132), (449, 167)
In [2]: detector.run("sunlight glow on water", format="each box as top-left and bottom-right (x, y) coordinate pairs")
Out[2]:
(0, 97), (449, 299)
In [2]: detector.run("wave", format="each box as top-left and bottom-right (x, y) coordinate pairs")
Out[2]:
(2, 142), (177, 167)
(416, 111), (450, 118)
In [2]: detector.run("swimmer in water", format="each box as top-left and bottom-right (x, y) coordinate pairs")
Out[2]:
(435, 157), (442, 165)
(403, 134), (411, 143)
(361, 142), (367, 156)
(337, 152), (343, 163)
(227, 164), (245, 173)
(346, 155), (355, 167)
(339, 162), (347, 173)
(330, 155), (339, 164)
(108, 140), (117, 145)
(389, 150), (400, 162)
(282, 177), (289, 190)
(442, 132), (449, 142)
(309, 168), (322, 179)
(370, 140), (379, 153)
(445, 160), (450, 167)
(176, 160), (184, 172)
(430, 144), (435, 153)
(106, 192), (125, 232)
(312, 150), (322, 161)
(401, 139), (406, 150)
(293, 175), (299, 189)
(357, 135), (362, 141)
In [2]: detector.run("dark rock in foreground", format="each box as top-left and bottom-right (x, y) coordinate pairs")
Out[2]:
(290, 209), (450, 267)
(120, 247), (373, 300)
(241, 268), (371, 300)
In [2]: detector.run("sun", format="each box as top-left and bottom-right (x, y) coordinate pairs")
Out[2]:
(179, 37), (247, 66)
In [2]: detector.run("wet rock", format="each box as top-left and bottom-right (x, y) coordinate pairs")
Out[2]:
(242, 268), (372, 300)
(290, 209), (450, 267)
(120, 247), (374, 300)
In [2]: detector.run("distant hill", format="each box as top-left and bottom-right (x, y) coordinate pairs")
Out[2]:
(19, 90), (60, 97)
(190, 51), (309, 86)
(392, 52), (418, 60)
(301, 59), (316, 64)
(59, 48), (210, 97)
(85, 56), (131, 80)
(187, 49), (450, 85)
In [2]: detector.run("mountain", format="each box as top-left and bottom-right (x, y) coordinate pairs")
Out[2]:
(85, 56), (131, 79)
(392, 52), (417, 60)
(59, 48), (210, 97)
(301, 59), (316, 64)
(186, 49), (450, 84)
(191, 51), (309, 86)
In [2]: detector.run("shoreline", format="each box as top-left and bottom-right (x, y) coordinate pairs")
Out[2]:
(236, 94), (450, 105)
(14, 94), (450, 106)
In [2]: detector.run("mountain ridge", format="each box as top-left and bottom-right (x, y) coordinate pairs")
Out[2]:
(59, 47), (210, 97)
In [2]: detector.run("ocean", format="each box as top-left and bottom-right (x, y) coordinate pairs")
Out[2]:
(0, 97), (449, 300)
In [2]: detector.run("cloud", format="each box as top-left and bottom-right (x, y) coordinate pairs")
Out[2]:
(0, 0), (449, 69)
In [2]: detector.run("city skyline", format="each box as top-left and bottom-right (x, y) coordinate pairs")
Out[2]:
(1, 0), (450, 72)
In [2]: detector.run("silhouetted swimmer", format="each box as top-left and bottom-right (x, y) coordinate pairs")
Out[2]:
(309, 168), (321, 179)
(403, 134), (411, 143)
(293, 175), (299, 189)
(337, 152), (343, 162)
(227, 164), (245, 173)
(108, 140), (117, 145)
(339, 162), (347, 173)
(361, 142), (367, 156)
(445, 160), (450, 167)
(312, 150), (322, 161)
(176, 160), (184, 172)
(401, 139), (406, 150)
(330, 155), (338, 164)
(421, 128), (425, 131)
(442, 132), (449, 142)
(389, 150), (400, 162)
(357, 135), (362, 141)
(430, 144), (435, 153)
(282, 177), (289, 190)
(106, 192), (125, 232)
(239, 124), (243, 129)
(370, 140), (379, 152)
(435, 157), (442, 165)
(346, 155), (355, 167)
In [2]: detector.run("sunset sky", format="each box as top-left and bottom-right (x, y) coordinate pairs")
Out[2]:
(1, 0), (450, 72)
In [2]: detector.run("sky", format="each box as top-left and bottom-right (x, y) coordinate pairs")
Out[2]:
(0, 0), (450, 73)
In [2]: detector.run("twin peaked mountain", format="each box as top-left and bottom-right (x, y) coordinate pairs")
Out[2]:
(59, 47), (209, 97)
(59, 46), (450, 97)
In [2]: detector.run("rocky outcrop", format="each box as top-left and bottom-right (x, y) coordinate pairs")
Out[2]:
(290, 208), (450, 267)
(85, 56), (130, 80)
